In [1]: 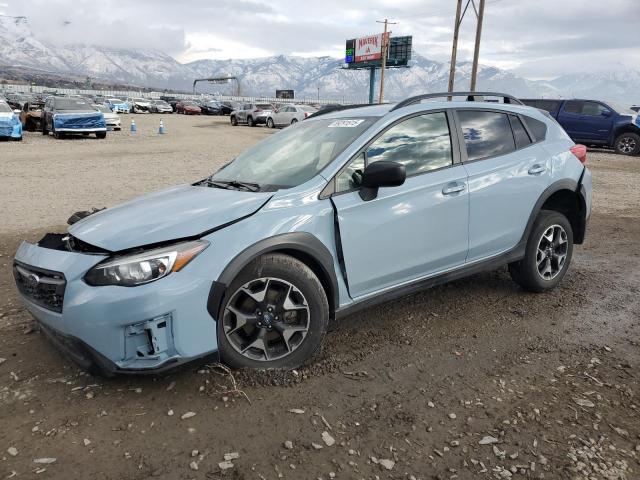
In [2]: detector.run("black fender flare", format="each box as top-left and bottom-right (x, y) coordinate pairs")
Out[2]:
(207, 232), (339, 322)
(518, 176), (586, 248)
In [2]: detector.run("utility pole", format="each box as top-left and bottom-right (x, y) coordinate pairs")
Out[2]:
(470, 0), (485, 92)
(376, 18), (397, 104)
(447, 0), (463, 94)
(447, 0), (486, 95)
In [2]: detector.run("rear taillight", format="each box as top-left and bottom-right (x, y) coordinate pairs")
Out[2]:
(570, 144), (587, 164)
(255, 108), (262, 113)
(304, 112), (309, 118)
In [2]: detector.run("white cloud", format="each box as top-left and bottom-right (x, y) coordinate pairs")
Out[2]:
(3, 0), (639, 76)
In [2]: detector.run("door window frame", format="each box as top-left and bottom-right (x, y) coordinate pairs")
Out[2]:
(322, 109), (463, 198)
(451, 108), (541, 164)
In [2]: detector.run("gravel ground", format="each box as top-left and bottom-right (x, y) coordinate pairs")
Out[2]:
(0, 115), (638, 480)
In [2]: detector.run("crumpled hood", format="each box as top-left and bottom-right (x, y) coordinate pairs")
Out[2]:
(69, 184), (272, 251)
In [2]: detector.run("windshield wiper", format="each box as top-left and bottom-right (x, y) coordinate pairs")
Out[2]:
(206, 179), (261, 192)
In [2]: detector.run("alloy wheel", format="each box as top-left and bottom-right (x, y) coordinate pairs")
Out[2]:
(536, 224), (568, 280)
(617, 136), (636, 154)
(222, 277), (310, 361)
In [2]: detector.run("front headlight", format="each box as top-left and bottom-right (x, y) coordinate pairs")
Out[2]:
(84, 240), (209, 287)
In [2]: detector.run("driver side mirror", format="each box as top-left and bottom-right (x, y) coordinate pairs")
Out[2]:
(359, 160), (406, 201)
(601, 110), (612, 117)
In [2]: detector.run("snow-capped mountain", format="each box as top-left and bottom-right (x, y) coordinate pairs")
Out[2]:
(0, 15), (637, 103)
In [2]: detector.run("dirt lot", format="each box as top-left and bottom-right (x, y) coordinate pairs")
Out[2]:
(0, 114), (638, 480)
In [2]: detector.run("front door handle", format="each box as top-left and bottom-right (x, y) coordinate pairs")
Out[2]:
(528, 164), (546, 175)
(442, 182), (466, 195)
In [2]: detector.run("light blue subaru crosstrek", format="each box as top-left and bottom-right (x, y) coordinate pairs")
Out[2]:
(13, 92), (592, 375)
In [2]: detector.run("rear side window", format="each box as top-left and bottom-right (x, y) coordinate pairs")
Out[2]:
(522, 115), (547, 142)
(509, 115), (532, 149)
(537, 100), (562, 114)
(458, 110), (515, 161)
(563, 101), (582, 114)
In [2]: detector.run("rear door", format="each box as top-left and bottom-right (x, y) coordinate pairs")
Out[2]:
(456, 109), (552, 261)
(331, 111), (469, 299)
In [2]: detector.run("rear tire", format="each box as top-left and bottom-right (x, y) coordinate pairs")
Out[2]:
(247, 116), (255, 127)
(217, 254), (329, 370)
(96, 132), (106, 139)
(509, 210), (573, 293)
(614, 132), (640, 156)
(267, 118), (274, 129)
(231, 115), (238, 126)
(290, 118), (298, 125)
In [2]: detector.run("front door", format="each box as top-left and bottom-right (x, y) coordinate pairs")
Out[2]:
(331, 111), (469, 299)
(558, 100), (613, 142)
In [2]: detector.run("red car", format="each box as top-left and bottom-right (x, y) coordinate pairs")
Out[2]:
(176, 101), (202, 115)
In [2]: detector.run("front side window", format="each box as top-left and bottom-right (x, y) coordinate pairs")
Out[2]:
(581, 101), (609, 116)
(366, 112), (453, 176)
(458, 110), (516, 161)
(563, 101), (582, 114)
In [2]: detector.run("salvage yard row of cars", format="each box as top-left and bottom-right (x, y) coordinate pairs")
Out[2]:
(2, 91), (639, 154)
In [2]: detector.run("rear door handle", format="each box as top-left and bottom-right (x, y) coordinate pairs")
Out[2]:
(442, 182), (466, 195)
(528, 164), (546, 175)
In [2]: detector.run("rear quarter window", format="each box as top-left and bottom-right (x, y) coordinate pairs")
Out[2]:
(521, 115), (548, 142)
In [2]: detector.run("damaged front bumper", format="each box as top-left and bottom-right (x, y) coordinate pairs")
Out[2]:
(13, 237), (218, 376)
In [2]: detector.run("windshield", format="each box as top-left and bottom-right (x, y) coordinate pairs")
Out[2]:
(55, 98), (93, 111)
(300, 105), (317, 112)
(257, 104), (272, 110)
(133, 98), (147, 102)
(183, 101), (197, 106)
(109, 99), (124, 103)
(0, 102), (12, 113)
(154, 101), (169, 106)
(95, 105), (111, 113)
(211, 117), (377, 188)
(606, 101), (636, 115)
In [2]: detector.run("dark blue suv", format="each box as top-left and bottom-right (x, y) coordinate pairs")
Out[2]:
(522, 99), (640, 155)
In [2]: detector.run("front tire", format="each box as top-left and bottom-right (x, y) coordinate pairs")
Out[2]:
(267, 118), (274, 129)
(96, 131), (106, 139)
(247, 116), (255, 127)
(290, 118), (298, 125)
(509, 210), (573, 292)
(614, 132), (640, 156)
(231, 115), (238, 126)
(217, 254), (329, 370)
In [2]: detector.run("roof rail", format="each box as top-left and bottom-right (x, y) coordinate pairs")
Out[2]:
(308, 103), (374, 118)
(390, 91), (524, 111)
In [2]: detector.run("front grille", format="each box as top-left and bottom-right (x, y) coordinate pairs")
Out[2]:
(13, 262), (66, 313)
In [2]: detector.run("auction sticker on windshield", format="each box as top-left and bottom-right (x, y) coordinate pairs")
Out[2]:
(327, 119), (365, 128)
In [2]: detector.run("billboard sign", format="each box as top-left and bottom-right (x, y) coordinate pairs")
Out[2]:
(353, 33), (387, 63)
(345, 35), (411, 68)
(276, 89), (294, 99)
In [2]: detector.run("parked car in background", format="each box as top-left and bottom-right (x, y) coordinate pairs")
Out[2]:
(127, 97), (152, 114)
(0, 100), (23, 140)
(176, 101), (201, 115)
(200, 100), (223, 115)
(521, 98), (640, 155)
(149, 100), (173, 114)
(105, 98), (130, 114)
(19, 100), (44, 132)
(94, 104), (121, 131)
(42, 96), (106, 139)
(12, 91), (591, 374)
(230, 103), (273, 126)
(218, 101), (239, 116)
(266, 104), (317, 128)
(5, 93), (33, 111)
